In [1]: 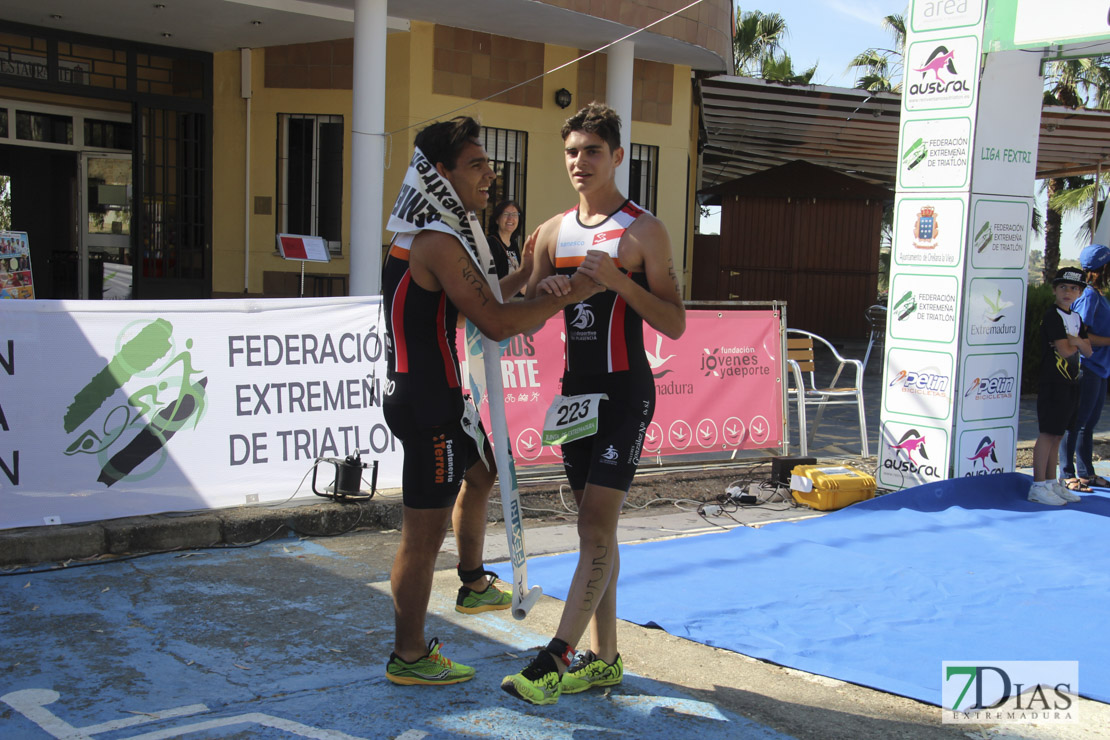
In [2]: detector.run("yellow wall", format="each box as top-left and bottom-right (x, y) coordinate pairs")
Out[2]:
(212, 21), (696, 296)
(213, 48), (356, 295)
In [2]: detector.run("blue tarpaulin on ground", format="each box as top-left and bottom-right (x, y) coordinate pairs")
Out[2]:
(503, 474), (1110, 705)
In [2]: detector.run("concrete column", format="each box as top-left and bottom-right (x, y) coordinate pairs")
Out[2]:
(606, 40), (634, 194)
(349, 0), (387, 296)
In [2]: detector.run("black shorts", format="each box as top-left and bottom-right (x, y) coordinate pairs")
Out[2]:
(384, 404), (493, 509)
(559, 371), (655, 492)
(1037, 382), (1080, 435)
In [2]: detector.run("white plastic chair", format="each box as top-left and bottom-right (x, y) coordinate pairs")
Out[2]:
(786, 329), (869, 457)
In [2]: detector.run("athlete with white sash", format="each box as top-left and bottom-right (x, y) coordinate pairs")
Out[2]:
(380, 117), (601, 687)
(501, 104), (686, 705)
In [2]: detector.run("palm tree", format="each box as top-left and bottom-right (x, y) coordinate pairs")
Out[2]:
(733, 8), (788, 77)
(1041, 56), (1110, 282)
(761, 53), (817, 86)
(1049, 177), (1106, 245)
(847, 14), (906, 92)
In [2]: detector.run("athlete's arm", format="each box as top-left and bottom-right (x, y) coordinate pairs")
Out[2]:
(524, 219), (561, 298)
(578, 215), (686, 339)
(411, 230), (600, 341)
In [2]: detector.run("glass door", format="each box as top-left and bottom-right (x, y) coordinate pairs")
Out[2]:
(80, 152), (132, 299)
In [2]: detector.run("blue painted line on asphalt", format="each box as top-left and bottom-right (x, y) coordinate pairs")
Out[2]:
(0, 539), (794, 739)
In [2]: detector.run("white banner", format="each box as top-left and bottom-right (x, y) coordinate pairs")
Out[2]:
(0, 297), (400, 530)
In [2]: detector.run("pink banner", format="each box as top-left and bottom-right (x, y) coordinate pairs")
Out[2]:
(476, 309), (784, 465)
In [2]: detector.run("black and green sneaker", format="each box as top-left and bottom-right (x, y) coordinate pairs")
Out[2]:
(561, 651), (623, 694)
(501, 649), (563, 705)
(455, 579), (512, 614)
(385, 638), (475, 686)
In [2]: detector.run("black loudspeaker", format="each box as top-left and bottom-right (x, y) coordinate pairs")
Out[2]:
(771, 456), (816, 485)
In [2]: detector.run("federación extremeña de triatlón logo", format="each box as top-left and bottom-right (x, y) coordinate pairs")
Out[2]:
(63, 319), (208, 486)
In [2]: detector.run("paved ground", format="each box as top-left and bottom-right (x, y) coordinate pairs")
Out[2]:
(3, 338), (1110, 738)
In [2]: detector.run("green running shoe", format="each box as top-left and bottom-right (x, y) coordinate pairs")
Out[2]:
(501, 649), (563, 705)
(455, 579), (512, 614)
(385, 638), (475, 686)
(561, 651), (623, 694)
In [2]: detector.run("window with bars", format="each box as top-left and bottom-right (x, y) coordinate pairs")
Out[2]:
(277, 113), (344, 254)
(629, 143), (659, 214)
(478, 126), (527, 233)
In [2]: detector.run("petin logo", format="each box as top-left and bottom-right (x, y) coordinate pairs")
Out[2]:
(883, 429), (940, 477)
(569, 303), (595, 330)
(965, 435), (1003, 475)
(63, 319), (208, 487)
(910, 46), (969, 95)
(888, 368), (950, 396)
(963, 373), (1016, 401)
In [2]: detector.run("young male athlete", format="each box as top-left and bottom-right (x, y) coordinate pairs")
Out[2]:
(501, 103), (686, 704)
(381, 116), (602, 686)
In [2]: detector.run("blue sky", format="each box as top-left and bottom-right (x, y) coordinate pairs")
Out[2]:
(702, 2), (1091, 259)
(736, 0), (906, 88)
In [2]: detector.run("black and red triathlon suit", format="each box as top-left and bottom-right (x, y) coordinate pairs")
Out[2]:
(554, 200), (654, 491)
(381, 232), (491, 508)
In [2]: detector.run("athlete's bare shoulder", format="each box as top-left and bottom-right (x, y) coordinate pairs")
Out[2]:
(620, 212), (670, 271)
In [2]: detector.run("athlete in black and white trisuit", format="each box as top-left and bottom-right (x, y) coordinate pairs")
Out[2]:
(380, 116), (601, 683)
(552, 201), (655, 492)
(502, 104), (686, 705)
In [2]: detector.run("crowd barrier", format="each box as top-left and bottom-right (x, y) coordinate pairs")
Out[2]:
(0, 298), (784, 529)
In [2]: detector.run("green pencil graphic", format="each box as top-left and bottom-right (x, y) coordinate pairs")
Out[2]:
(975, 221), (992, 252)
(63, 319), (173, 433)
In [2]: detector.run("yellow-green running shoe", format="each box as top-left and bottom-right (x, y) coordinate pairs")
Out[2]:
(501, 649), (563, 705)
(455, 579), (512, 614)
(561, 651), (623, 694)
(385, 638), (475, 686)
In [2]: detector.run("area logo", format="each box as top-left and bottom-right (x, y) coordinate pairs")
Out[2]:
(912, 206), (938, 248)
(62, 319), (208, 487)
(883, 428), (940, 477)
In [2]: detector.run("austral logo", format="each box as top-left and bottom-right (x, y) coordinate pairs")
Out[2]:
(965, 435), (1003, 475)
(884, 429), (940, 477)
(964, 373), (1016, 401)
(62, 319), (208, 487)
(910, 46), (968, 94)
